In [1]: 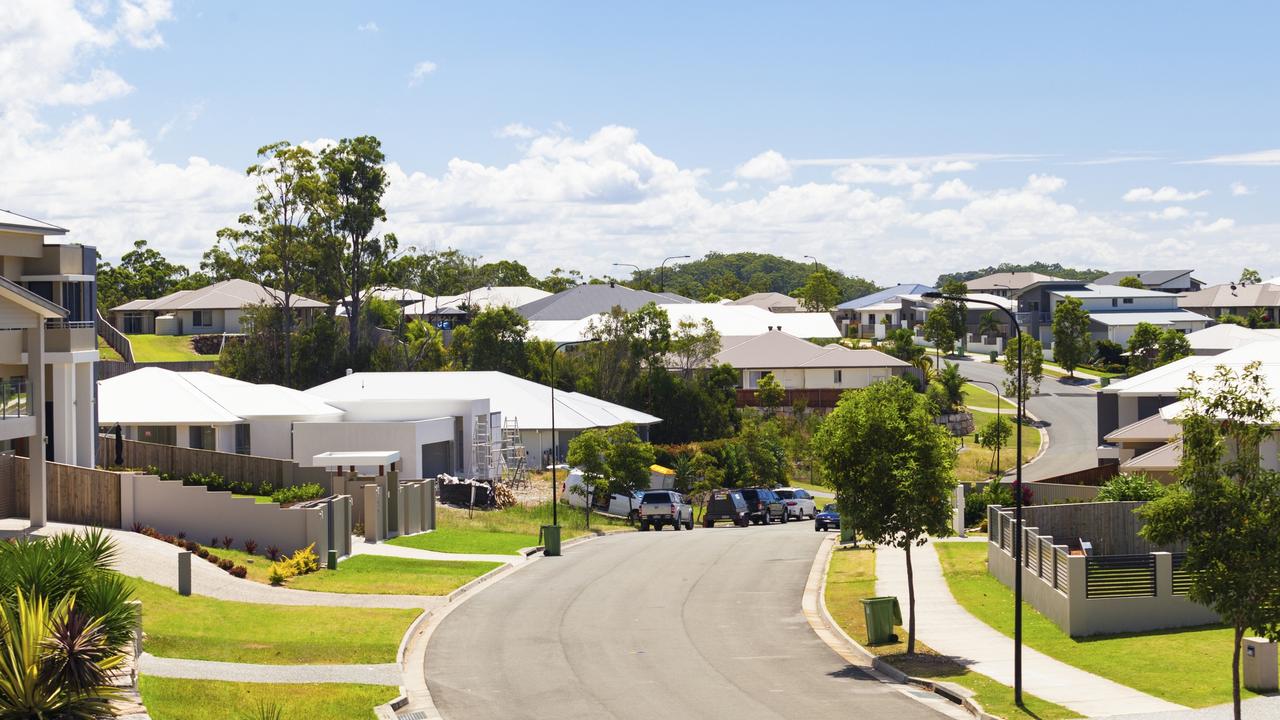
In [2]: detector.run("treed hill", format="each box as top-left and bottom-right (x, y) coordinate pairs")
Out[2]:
(626, 252), (879, 303)
(936, 261), (1109, 288)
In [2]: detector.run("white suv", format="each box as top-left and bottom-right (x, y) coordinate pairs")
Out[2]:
(638, 490), (694, 531)
(776, 488), (817, 520)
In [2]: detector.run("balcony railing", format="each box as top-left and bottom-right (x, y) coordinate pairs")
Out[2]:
(0, 378), (30, 419)
(44, 319), (97, 353)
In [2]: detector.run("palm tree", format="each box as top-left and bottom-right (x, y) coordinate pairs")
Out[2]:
(978, 310), (1001, 340)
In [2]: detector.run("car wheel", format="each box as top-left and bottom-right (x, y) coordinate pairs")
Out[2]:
(762, 512), (771, 525)
(781, 511), (789, 524)
(686, 517), (694, 530)
(673, 518), (682, 531)
(814, 524), (821, 532)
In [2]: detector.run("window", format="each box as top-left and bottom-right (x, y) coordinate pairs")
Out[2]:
(192, 310), (213, 328)
(123, 312), (145, 333)
(138, 426), (177, 446)
(189, 426), (214, 450)
(1122, 298), (1134, 305)
(1111, 298), (1118, 307)
(234, 424), (251, 455)
(833, 369), (843, 384)
(746, 370), (769, 389)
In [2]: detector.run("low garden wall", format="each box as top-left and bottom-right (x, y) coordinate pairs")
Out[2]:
(113, 439), (329, 492)
(987, 503), (1218, 637)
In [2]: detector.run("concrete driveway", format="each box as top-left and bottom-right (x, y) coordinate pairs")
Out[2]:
(955, 359), (1099, 481)
(425, 522), (950, 720)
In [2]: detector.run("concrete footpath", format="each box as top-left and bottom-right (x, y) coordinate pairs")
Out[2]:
(875, 539), (1186, 718)
(137, 653), (402, 686)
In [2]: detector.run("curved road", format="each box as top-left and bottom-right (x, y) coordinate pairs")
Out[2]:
(956, 358), (1098, 481)
(426, 523), (950, 720)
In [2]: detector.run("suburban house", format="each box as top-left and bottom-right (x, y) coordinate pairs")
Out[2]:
(1013, 280), (1210, 348)
(336, 286), (429, 316)
(730, 292), (802, 313)
(712, 330), (912, 408)
(1094, 269), (1202, 294)
(914, 292), (1017, 340)
(1177, 282), (1280, 323)
(833, 283), (935, 339)
(964, 271), (1063, 298)
(1182, 323), (1280, 355)
(401, 285), (551, 320)
(110, 278), (328, 335)
(528, 301), (841, 344)
(515, 282), (692, 322)
(0, 210), (102, 525)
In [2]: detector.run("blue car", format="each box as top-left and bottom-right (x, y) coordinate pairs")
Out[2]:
(814, 503), (841, 532)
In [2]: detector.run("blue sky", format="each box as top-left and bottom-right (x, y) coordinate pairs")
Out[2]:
(5, 1), (1280, 285)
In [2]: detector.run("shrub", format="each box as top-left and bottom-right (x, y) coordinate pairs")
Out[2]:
(229, 565), (248, 579)
(131, 522), (144, 534)
(265, 545), (281, 561)
(196, 547), (209, 559)
(1096, 472), (1168, 502)
(963, 483), (1014, 527)
(206, 554), (221, 565)
(217, 558), (234, 571)
(268, 565), (286, 586)
(183, 540), (198, 553)
(270, 483), (327, 505)
(177, 532), (186, 540)
(243, 539), (258, 556)
(221, 536), (234, 550)
(286, 544), (318, 576)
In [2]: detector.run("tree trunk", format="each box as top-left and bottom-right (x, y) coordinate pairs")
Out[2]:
(584, 501), (591, 530)
(1233, 622), (1244, 720)
(347, 238), (361, 362)
(905, 542), (917, 655)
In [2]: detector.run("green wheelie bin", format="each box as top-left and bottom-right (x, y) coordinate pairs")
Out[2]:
(860, 596), (902, 645)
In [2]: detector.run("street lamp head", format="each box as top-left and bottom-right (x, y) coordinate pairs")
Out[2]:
(922, 291), (943, 299)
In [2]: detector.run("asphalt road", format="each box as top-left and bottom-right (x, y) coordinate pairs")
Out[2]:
(426, 522), (949, 720)
(956, 358), (1099, 481)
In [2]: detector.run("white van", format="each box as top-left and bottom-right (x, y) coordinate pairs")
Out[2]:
(563, 469), (645, 520)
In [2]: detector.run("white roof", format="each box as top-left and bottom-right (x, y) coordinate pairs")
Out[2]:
(1052, 285), (1177, 300)
(1184, 323), (1280, 353)
(98, 367), (342, 426)
(402, 286), (551, 316)
(307, 371), (660, 431)
(529, 303), (840, 343)
(1120, 440), (1181, 472)
(1086, 311), (1211, 326)
(1106, 341), (1280, 398)
(0, 209), (67, 235)
(712, 331), (908, 370)
(336, 287), (430, 314)
(112, 279), (327, 313)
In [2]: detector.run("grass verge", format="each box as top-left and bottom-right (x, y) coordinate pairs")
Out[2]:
(934, 541), (1251, 708)
(126, 333), (220, 362)
(962, 382), (1017, 411)
(954, 407), (1042, 483)
(288, 555), (500, 595)
(129, 578), (417, 665)
(388, 502), (631, 555)
(139, 677), (394, 720)
(824, 545), (1075, 719)
(97, 336), (124, 362)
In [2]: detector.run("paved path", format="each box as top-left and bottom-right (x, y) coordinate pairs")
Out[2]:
(351, 536), (522, 564)
(957, 358), (1099, 481)
(138, 652), (402, 686)
(425, 522), (951, 720)
(875, 540), (1186, 717)
(1099, 697), (1280, 720)
(0, 520), (444, 610)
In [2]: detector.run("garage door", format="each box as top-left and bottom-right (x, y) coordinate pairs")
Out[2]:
(421, 441), (453, 478)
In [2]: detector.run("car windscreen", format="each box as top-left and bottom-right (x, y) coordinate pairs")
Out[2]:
(642, 492), (672, 504)
(776, 489), (795, 499)
(823, 504), (837, 513)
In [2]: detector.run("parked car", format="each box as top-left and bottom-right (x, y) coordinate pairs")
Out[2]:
(702, 489), (750, 528)
(638, 490), (694, 531)
(776, 488), (817, 520)
(739, 487), (788, 525)
(814, 503), (841, 532)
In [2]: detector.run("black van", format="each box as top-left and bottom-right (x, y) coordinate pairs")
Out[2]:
(702, 489), (750, 527)
(740, 488), (788, 525)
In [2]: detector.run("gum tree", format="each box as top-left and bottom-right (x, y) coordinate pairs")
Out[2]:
(1051, 295), (1092, 377)
(1139, 362), (1280, 720)
(813, 377), (957, 654)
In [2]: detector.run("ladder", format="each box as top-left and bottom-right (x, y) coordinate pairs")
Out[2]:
(472, 414), (492, 481)
(499, 417), (528, 489)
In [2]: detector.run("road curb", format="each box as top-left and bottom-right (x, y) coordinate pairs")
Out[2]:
(376, 529), (620, 719)
(803, 536), (996, 720)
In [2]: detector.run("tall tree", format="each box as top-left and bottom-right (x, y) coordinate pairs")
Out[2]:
(797, 270), (840, 311)
(318, 136), (396, 362)
(1126, 322), (1163, 373)
(225, 141), (322, 386)
(1156, 328), (1192, 366)
(669, 318), (721, 378)
(449, 306), (529, 374)
(813, 377), (957, 654)
(1003, 332), (1043, 403)
(1239, 268), (1262, 285)
(1139, 362), (1280, 720)
(96, 239), (192, 311)
(1051, 295), (1092, 377)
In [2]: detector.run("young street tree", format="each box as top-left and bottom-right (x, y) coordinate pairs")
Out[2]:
(566, 429), (610, 529)
(318, 135), (397, 362)
(1003, 332), (1043, 403)
(1126, 321), (1163, 373)
(923, 304), (958, 357)
(813, 377), (957, 654)
(755, 373), (785, 416)
(1156, 328), (1192, 366)
(1051, 295), (1092, 377)
(1139, 362), (1280, 720)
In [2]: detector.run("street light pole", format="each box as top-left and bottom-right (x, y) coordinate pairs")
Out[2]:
(925, 291), (1024, 706)
(549, 338), (599, 527)
(803, 254), (818, 273)
(658, 255), (691, 293)
(612, 262), (641, 284)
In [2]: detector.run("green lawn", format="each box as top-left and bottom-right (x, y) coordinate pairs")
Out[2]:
(129, 579), (417, 665)
(96, 336), (124, 362)
(962, 382), (1017, 411)
(126, 333), (220, 362)
(954, 408), (1042, 483)
(783, 479), (834, 496)
(139, 677), (395, 720)
(231, 493), (275, 504)
(288, 554), (500, 595)
(934, 541), (1251, 708)
(389, 502), (631, 555)
(824, 545), (1074, 719)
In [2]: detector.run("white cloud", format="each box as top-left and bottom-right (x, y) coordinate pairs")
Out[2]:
(833, 162), (925, 186)
(735, 150), (791, 183)
(1187, 149), (1280, 166)
(1147, 206), (1189, 220)
(497, 123), (538, 139)
(1191, 218), (1235, 233)
(930, 160), (976, 173)
(1122, 185), (1209, 203)
(932, 178), (977, 201)
(357, 21), (379, 32)
(1025, 174), (1066, 194)
(408, 60), (437, 86)
(714, 180), (741, 192)
(1231, 181), (1253, 196)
